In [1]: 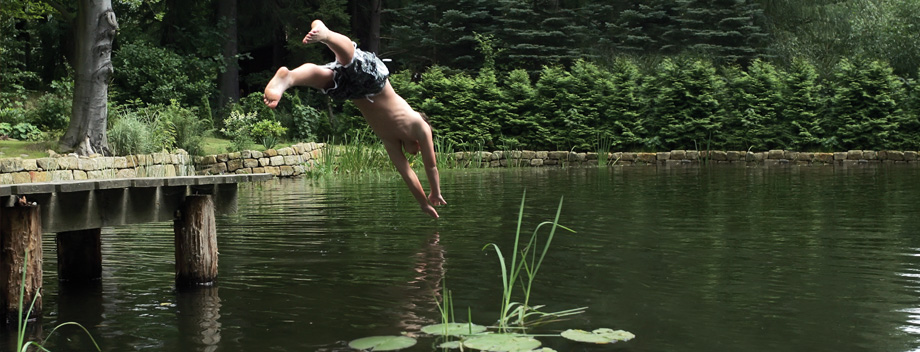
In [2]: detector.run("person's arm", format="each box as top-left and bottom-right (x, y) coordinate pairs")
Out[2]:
(383, 140), (439, 218)
(417, 123), (446, 206)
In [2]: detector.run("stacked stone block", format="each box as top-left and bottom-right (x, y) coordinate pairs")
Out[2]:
(194, 142), (324, 177)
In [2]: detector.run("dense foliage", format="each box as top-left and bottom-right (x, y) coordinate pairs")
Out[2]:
(395, 58), (920, 152)
(2, 0), (920, 155)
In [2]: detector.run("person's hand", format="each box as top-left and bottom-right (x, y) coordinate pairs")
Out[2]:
(428, 193), (447, 206)
(421, 203), (439, 218)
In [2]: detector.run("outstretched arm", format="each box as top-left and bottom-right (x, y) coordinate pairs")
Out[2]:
(417, 124), (446, 206)
(383, 140), (439, 218)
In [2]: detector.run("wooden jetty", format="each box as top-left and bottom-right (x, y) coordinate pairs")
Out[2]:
(0, 174), (272, 325)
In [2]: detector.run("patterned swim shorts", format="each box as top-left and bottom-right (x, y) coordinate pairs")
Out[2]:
(321, 43), (390, 100)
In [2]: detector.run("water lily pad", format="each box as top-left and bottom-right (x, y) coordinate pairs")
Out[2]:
(561, 328), (635, 344)
(421, 322), (488, 336)
(348, 335), (417, 351)
(461, 334), (542, 351)
(438, 341), (463, 349)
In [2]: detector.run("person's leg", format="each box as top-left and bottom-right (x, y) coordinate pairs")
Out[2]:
(263, 63), (334, 108)
(303, 20), (355, 65)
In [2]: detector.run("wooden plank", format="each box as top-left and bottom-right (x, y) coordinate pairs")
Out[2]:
(132, 178), (166, 188)
(95, 179), (133, 189)
(11, 183), (56, 195)
(166, 176), (200, 186)
(250, 173), (273, 182)
(55, 181), (97, 193)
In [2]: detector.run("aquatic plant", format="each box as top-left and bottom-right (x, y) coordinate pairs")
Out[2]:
(15, 251), (101, 352)
(347, 192), (635, 351)
(485, 191), (580, 331)
(597, 133), (612, 166)
(306, 129), (389, 177)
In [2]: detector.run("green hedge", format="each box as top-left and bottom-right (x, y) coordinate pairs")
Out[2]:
(388, 57), (920, 152)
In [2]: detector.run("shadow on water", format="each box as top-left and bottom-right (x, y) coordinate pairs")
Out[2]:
(5, 165), (920, 351)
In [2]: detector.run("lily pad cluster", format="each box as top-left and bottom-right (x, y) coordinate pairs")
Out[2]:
(560, 328), (635, 344)
(347, 336), (417, 351)
(347, 324), (634, 351)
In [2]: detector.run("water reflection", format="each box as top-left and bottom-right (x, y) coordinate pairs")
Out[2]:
(176, 286), (221, 352)
(10, 166), (920, 352)
(397, 232), (445, 332)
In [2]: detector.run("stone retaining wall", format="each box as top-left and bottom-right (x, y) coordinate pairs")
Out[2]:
(194, 142), (324, 176)
(0, 151), (196, 184)
(456, 149), (920, 167)
(0, 145), (917, 185)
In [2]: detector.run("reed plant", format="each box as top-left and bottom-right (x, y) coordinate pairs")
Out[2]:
(484, 191), (583, 333)
(305, 129), (390, 177)
(15, 251), (100, 352)
(597, 133), (613, 167)
(433, 137), (458, 170)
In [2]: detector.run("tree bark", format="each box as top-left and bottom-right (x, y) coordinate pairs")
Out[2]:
(217, 0), (240, 106)
(367, 0), (381, 53)
(0, 205), (43, 325)
(174, 195), (218, 287)
(61, 0), (117, 156)
(352, 0), (382, 53)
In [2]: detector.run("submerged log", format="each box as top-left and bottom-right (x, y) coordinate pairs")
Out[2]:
(56, 229), (102, 283)
(0, 205), (43, 326)
(174, 195), (218, 287)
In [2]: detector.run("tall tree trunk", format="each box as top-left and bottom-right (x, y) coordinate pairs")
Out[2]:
(366, 0), (381, 53)
(217, 0), (239, 106)
(61, 0), (117, 156)
(350, 0), (382, 53)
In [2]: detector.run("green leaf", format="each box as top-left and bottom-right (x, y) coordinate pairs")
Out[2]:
(420, 323), (488, 336)
(560, 328), (635, 344)
(347, 335), (417, 351)
(461, 334), (542, 351)
(438, 340), (463, 349)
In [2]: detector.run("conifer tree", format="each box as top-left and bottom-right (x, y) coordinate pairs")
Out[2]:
(784, 58), (827, 151)
(647, 57), (723, 150)
(829, 58), (902, 150)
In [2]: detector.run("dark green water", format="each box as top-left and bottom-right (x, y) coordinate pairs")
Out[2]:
(7, 165), (920, 351)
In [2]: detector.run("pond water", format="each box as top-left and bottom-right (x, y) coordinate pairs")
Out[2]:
(5, 165), (920, 351)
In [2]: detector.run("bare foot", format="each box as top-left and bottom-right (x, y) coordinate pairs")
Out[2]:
(263, 67), (291, 109)
(303, 20), (330, 44)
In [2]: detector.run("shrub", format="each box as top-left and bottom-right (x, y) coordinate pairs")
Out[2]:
(251, 120), (287, 150)
(290, 104), (325, 142)
(108, 111), (155, 156)
(111, 42), (215, 108)
(26, 78), (72, 131)
(221, 110), (257, 152)
(10, 123), (42, 141)
(0, 108), (27, 125)
(160, 101), (210, 155)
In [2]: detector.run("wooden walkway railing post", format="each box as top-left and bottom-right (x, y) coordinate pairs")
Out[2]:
(0, 204), (43, 325)
(174, 195), (218, 287)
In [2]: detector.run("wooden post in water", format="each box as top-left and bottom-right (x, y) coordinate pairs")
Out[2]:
(0, 204), (43, 325)
(174, 195), (218, 287)
(56, 229), (102, 283)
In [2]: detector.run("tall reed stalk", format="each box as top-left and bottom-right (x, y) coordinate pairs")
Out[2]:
(597, 133), (613, 167)
(484, 191), (581, 333)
